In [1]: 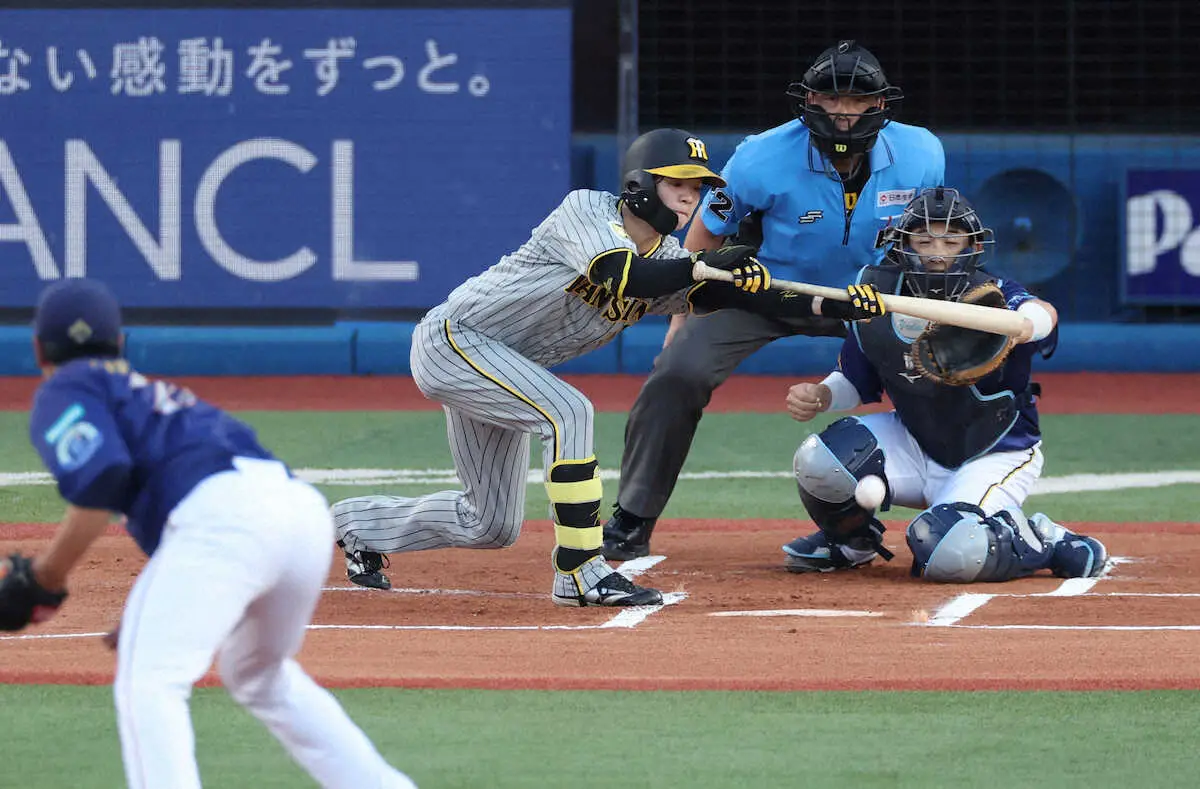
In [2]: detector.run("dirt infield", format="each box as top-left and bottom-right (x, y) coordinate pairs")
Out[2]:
(1, 520), (1198, 691)
(1, 373), (1197, 691)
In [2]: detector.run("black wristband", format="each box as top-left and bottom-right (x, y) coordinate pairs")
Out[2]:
(688, 283), (818, 318)
(587, 249), (695, 299)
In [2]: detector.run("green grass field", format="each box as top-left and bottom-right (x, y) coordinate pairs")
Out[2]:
(2, 409), (1199, 787)
(1, 411), (1198, 522)
(2, 686), (1199, 788)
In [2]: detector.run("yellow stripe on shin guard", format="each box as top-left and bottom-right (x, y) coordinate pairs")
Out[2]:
(546, 457), (602, 551)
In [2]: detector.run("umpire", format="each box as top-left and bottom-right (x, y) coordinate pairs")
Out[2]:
(603, 40), (946, 559)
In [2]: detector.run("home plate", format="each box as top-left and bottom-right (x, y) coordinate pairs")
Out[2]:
(710, 608), (885, 618)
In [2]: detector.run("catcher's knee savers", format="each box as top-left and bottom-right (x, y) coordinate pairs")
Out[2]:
(793, 417), (894, 559)
(906, 503), (1052, 583)
(545, 457), (603, 550)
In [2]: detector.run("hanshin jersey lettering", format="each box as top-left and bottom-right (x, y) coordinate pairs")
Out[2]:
(427, 189), (690, 368)
(332, 187), (697, 587)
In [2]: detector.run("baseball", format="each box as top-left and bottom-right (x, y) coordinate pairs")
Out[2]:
(855, 475), (886, 509)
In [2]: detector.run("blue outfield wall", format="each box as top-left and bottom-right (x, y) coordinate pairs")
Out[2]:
(4, 319), (1200, 376)
(4, 132), (1200, 376)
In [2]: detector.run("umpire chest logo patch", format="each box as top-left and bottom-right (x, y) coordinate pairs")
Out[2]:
(877, 189), (915, 208)
(797, 210), (823, 224)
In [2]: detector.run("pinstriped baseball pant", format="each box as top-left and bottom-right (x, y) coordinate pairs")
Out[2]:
(333, 317), (596, 555)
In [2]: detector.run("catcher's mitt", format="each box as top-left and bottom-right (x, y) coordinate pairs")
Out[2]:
(0, 553), (67, 631)
(911, 283), (1016, 386)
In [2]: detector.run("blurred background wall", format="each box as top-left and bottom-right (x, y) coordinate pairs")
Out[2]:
(0, 0), (1197, 374)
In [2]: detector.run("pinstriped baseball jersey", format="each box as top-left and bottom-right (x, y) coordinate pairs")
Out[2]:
(427, 189), (690, 368)
(332, 189), (694, 566)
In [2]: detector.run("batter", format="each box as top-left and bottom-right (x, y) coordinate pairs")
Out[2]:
(332, 128), (885, 604)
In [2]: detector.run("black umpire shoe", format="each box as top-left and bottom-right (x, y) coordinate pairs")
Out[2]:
(601, 505), (657, 561)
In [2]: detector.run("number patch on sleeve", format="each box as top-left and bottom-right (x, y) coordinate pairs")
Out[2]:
(708, 189), (734, 222)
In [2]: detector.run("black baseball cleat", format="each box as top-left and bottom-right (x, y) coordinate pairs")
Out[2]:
(552, 556), (664, 607)
(338, 539), (392, 590)
(601, 505), (658, 561)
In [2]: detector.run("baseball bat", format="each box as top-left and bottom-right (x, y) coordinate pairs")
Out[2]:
(691, 261), (1028, 337)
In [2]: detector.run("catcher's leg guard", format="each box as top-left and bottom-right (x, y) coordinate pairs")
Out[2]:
(784, 417), (894, 570)
(545, 457), (603, 572)
(906, 503), (1069, 583)
(1031, 513), (1109, 578)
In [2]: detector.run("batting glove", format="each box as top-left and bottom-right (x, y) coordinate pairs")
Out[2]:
(694, 244), (758, 272)
(847, 284), (886, 318)
(730, 259), (772, 294)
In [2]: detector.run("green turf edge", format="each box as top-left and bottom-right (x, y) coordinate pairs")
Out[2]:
(3, 686), (1199, 788)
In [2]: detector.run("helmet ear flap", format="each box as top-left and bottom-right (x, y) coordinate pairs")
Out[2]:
(621, 171), (677, 236)
(622, 169), (655, 195)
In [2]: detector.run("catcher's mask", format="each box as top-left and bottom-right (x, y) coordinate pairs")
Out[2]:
(620, 128), (725, 236)
(881, 187), (996, 300)
(787, 40), (902, 163)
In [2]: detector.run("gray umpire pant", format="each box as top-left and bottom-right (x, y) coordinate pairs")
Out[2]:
(617, 308), (846, 519)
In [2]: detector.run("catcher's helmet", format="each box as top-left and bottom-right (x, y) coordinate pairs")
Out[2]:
(882, 187), (995, 300)
(621, 128), (725, 235)
(787, 40), (902, 160)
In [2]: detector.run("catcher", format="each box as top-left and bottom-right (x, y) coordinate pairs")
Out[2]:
(779, 187), (1108, 583)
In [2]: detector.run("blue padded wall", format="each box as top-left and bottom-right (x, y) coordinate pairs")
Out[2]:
(1, 321), (1198, 375)
(0, 327), (40, 376)
(124, 326), (355, 376)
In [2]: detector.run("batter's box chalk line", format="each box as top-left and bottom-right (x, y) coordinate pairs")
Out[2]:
(313, 554), (683, 632)
(913, 555), (1200, 629)
(0, 589), (689, 641)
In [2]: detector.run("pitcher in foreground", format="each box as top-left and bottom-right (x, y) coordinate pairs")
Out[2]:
(0, 279), (416, 789)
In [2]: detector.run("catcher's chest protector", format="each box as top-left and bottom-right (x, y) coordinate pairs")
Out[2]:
(854, 265), (1019, 468)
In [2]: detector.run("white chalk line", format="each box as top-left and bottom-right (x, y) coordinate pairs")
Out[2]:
(926, 557), (1124, 625)
(0, 556), (683, 642)
(5, 555), (1195, 641)
(0, 631), (109, 641)
(312, 554), (683, 631)
(2, 468), (1199, 492)
(0, 592), (689, 641)
(920, 557), (1170, 630)
(927, 593), (996, 626)
(934, 624), (1200, 631)
(711, 609), (884, 618)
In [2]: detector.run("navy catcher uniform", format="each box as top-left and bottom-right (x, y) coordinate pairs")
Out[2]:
(331, 129), (884, 604)
(8, 280), (415, 789)
(781, 188), (1108, 583)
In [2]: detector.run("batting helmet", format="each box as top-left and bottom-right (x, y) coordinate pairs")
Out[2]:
(787, 40), (903, 160)
(882, 187), (996, 300)
(621, 128), (725, 235)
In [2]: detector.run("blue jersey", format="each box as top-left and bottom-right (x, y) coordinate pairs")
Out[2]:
(839, 273), (1057, 464)
(699, 120), (944, 287)
(29, 358), (274, 555)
